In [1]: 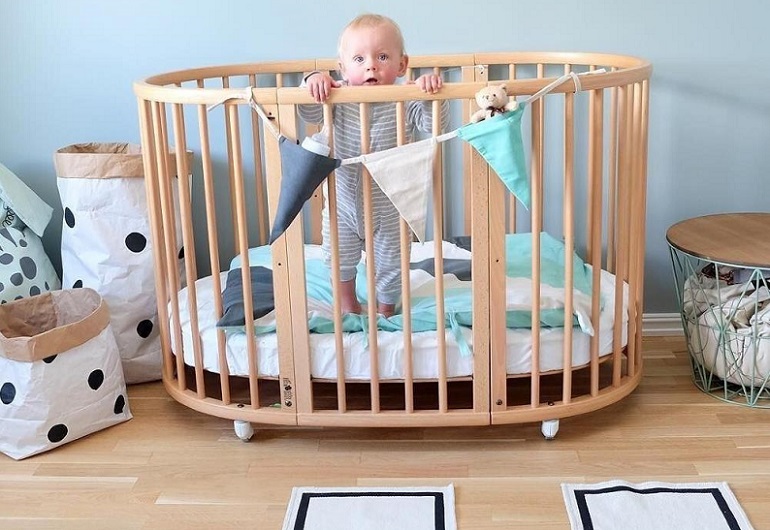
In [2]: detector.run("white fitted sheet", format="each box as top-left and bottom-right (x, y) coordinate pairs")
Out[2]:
(172, 247), (628, 381)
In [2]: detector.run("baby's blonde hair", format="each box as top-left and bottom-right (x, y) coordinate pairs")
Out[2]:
(337, 14), (406, 58)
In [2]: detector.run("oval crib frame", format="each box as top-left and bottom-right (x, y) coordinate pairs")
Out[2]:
(134, 52), (651, 437)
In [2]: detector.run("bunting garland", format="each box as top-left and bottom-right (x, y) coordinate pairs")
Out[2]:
(208, 70), (603, 244)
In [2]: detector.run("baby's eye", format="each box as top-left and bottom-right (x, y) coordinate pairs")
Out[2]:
(378, 53), (389, 62)
(353, 56), (364, 63)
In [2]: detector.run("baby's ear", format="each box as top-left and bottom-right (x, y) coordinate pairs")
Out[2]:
(398, 54), (409, 77)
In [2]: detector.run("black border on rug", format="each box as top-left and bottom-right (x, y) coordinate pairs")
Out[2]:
(572, 485), (742, 530)
(294, 491), (446, 530)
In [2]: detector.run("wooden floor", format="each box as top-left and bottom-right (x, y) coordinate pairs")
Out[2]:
(2, 336), (769, 529)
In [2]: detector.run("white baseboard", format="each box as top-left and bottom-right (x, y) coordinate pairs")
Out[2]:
(642, 312), (683, 336)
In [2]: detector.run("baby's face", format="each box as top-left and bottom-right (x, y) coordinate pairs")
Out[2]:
(338, 24), (407, 86)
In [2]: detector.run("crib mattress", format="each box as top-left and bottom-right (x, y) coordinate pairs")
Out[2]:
(172, 240), (628, 380)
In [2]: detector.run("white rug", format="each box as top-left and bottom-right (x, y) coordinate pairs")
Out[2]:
(282, 484), (456, 530)
(562, 480), (755, 530)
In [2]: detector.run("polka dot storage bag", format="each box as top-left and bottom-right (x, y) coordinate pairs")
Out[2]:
(0, 288), (131, 460)
(54, 143), (190, 384)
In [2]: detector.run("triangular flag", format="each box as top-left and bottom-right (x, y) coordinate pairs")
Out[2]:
(358, 137), (436, 242)
(269, 136), (341, 244)
(457, 105), (530, 208)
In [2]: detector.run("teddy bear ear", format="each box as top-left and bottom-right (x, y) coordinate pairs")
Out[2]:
(499, 84), (507, 91)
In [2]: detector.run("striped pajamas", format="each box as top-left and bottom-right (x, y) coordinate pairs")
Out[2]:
(298, 98), (448, 305)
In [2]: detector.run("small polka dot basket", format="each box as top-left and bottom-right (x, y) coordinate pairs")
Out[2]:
(0, 288), (131, 460)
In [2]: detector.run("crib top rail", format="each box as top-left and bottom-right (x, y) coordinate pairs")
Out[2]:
(134, 52), (651, 105)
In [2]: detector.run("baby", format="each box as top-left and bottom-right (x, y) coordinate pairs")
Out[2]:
(299, 13), (447, 317)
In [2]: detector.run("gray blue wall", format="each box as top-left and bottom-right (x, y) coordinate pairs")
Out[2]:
(2, 0), (768, 313)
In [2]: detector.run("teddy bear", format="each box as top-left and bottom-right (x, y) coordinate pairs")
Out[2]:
(470, 84), (519, 123)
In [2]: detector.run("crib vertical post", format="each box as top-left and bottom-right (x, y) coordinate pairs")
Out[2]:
(227, 102), (261, 409)
(248, 74), (268, 246)
(263, 101), (298, 415)
(396, 101), (415, 413)
(607, 80), (619, 273)
(321, 102), (348, 414)
(507, 62), (518, 234)
(151, 101), (186, 391)
(587, 81), (604, 397)
(562, 64), (575, 404)
(137, 99), (173, 384)
(359, 103), (381, 413)
(634, 80), (651, 364)
(196, 98), (231, 404)
(529, 66), (546, 407)
(432, 100), (448, 413)
(612, 84), (630, 385)
(171, 103), (205, 398)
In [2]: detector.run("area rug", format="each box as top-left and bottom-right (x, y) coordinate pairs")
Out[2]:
(281, 484), (456, 530)
(562, 480), (755, 530)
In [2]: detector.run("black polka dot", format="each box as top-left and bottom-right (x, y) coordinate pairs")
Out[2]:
(19, 256), (37, 280)
(14, 295), (22, 300)
(64, 207), (75, 228)
(0, 281), (4, 293)
(29, 285), (41, 297)
(43, 354), (57, 364)
(73, 280), (83, 288)
(10, 273), (23, 286)
(114, 395), (126, 414)
(125, 233), (147, 253)
(19, 239), (27, 247)
(1, 382), (16, 405)
(137, 319), (153, 338)
(0, 253), (12, 265)
(47, 424), (68, 443)
(88, 369), (105, 390)
(45, 281), (50, 290)
(178, 246), (185, 260)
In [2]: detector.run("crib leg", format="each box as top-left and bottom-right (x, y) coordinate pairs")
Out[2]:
(234, 420), (254, 442)
(541, 419), (560, 440)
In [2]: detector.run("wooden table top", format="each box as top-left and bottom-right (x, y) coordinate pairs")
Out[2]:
(666, 212), (770, 268)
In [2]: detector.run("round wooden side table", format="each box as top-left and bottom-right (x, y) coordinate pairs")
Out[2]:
(667, 213), (770, 407)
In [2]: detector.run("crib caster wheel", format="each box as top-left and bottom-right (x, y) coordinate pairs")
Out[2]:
(234, 420), (254, 442)
(541, 419), (560, 440)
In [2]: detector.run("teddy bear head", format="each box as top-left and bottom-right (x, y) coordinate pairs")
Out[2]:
(475, 84), (510, 110)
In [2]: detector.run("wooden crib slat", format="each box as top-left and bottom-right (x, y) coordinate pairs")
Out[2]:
(529, 65), (545, 407)
(587, 78), (604, 397)
(634, 80), (651, 366)
(171, 103), (206, 398)
(248, 74), (268, 246)
(318, 102), (347, 413)
(221, 77), (240, 246)
(227, 102), (260, 408)
(432, 99), (448, 414)
(137, 99), (174, 383)
(626, 82), (645, 378)
(562, 64), (575, 404)
(196, 96), (231, 404)
(612, 85), (630, 386)
(359, 102), (381, 413)
(507, 63), (518, 234)
(396, 101), (414, 414)
(463, 65), (488, 235)
(151, 101), (185, 391)
(607, 75), (619, 272)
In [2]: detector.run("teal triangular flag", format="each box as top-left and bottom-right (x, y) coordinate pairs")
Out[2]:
(457, 104), (530, 208)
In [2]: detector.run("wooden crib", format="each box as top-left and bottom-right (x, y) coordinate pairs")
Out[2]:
(134, 52), (651, 439)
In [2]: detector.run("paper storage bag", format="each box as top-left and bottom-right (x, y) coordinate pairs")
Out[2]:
(0, 288), (131, 460)
(54, 143), (191, 384)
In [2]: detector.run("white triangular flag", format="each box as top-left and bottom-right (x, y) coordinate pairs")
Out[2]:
(359, 138), (436, 242)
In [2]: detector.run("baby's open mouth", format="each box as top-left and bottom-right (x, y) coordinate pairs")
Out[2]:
(364, 77), (378, 84)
